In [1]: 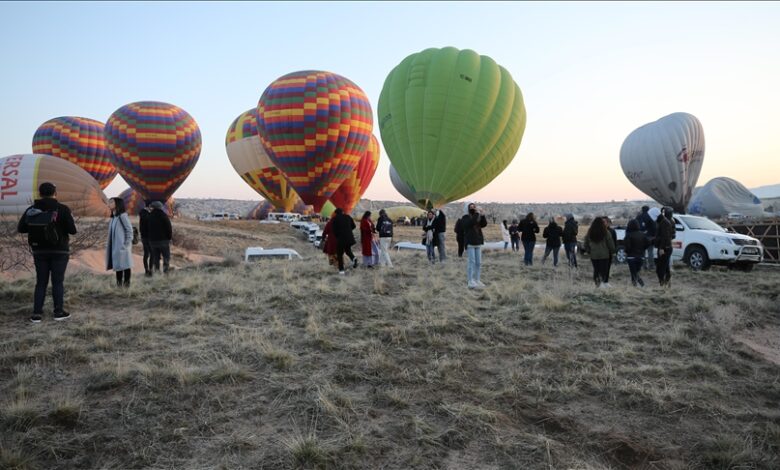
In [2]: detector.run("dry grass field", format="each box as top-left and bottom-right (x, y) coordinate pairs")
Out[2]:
(1, 220), (780, 469)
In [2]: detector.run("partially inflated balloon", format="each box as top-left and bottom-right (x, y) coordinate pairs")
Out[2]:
(371, 205), (426, 223)
(104, 101), (201, 202)
(389, 165), (424, 210)
(32, 116), (117, 189)
(320, 200), (337, 219)
(225, 109), (298, 212)
(0, 154), (109, 217)
(256, 70), (373, 211)
(620, 112), (705, 213)
(687, 177), (764, 219)
(118, 188), (175, 216)
(378, 47), (527, 209)
(329, 135), (380, 215)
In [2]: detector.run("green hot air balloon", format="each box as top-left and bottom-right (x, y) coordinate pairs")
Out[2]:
(378, 47), (527, 209)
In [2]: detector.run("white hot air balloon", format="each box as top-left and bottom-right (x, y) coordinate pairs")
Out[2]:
(389, 165), (424, 209)
(688, 177), (765, 219)
(620, 112), (705, 213)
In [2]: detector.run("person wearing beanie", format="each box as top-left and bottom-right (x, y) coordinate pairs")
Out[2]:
(376, 209), (393, 267)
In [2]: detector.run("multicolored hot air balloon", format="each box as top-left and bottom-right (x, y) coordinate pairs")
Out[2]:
(378, 47), (527, 209)
(329, 135), (380, 214)
(32, 116), (117, 189)
(104, 101), (201, 202)
(118, 188), (175, 216)
(256, 70), (373, 212)
(0, 154), (109, 217)
(225, 109), (298, 212)
(245, 198), (312, 220)
(620, 112), (705, 213)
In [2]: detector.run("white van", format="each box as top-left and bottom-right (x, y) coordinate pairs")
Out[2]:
(268, 212), (302, 222)
(244, 247), (303, 262)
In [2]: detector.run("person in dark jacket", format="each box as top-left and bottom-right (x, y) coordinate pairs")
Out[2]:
(332, 208), (358, 274)
(376, 209), (393, 267)
(454, 217), (465, 257)
(541, 218), (563, 266)
(147, 201), (173, 274)
(422, 210), (437, 264)
(637, 205), (657, 270)
(509, 219), (520, 252)
(583, 217), (616, 288)
(432, 209), (447, 262)
(624, 219), (650, 287)
(459, 202), (488, 288)
(562, 214), (579, 268)
(517, 212), (540, 266)
(138, 204), (152, 276)
(17, 182), (77, 323)
(654, 207), (676, 287)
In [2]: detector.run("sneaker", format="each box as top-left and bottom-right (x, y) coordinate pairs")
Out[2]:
(30, 314), (42, 323)
(53, 311), (71, 321)
(601, 283), (611, 289)
(468, 281), (478, 289)
(339, 271), (346, 275)
(476, 281), (486, 288)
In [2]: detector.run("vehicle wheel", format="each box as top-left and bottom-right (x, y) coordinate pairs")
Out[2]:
(685, 246), (710, 271)
(615, 246), (626, 264)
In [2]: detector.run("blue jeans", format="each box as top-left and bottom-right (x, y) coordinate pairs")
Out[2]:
(33, 253), (69, 314)
(542, 246), (560, 266)
(426, 242), (436, 263)
(466, 245), (482, 284)
(436, 233), (447, 261)
(564, 242), (578, 267)
(522, 240), (535, 265)
(511, 238), (520, 252)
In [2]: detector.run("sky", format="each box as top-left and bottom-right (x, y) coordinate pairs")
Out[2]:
(1, 1), (779, 204)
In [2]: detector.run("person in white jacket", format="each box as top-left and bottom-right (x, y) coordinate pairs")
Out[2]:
(500, 220), (511, 250)
(106, 197), (134, 287)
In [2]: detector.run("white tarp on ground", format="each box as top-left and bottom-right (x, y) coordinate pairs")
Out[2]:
(688, 177), (766, 218)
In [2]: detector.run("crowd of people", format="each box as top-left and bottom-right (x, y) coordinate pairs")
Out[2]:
(17, 181), (681, 322)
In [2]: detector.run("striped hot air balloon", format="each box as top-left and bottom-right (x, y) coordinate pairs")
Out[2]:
(225, 109), (298, 212)
(104, 101), (201, 202)
(256, 70), (373, 212)
(118, 188), (175, 216)
(0, 154), (109, 217)
(329, 135), (380, 215)
(32, 116), (117, 189)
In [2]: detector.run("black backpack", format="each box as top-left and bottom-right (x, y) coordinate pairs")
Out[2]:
(26, 209), (60, 247)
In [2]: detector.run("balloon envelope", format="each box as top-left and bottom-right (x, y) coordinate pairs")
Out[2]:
(256, 70), (373, 211)
(104, 101), (201, 202)
(320, 200), (337, 220)
(0, 154), (109, 217)
(378, 47), (527, 209)
(329, 135), (380, 215)
(32, 116), (117, 189)
(225, 109), (298, 212)
(688, 177), (765, 218)
(389, 164), (425, 210)
(118, 188), (175, 216)
(245, 198), (312, 220)
(620, 112), (705, 213)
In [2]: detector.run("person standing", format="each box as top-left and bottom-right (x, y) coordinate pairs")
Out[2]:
(583, 217), (616, 288)
(433, 209), (447, 262)
(332, 208), (358, 275)
(139, 204), (153, 276)
(637, 205), (657, 270)
(17, 182), (77, 323)
(562, 214), (579, 268)
(360, 211), (376, 268)
(454, 217), (465, 258)
(541, 218), (563, 266)
(654, 207), (676, 287)
(423, 210), (437, 264)
(603, 216), (618, 283)
(106, 197), (134, 287)
(460, 202), (488, 288)
(517, 212), (540, 266)
(509, 220), (520, 252)
(321, 217), (338, 267)
(500, 220), (511, 250)
(148, 201), (172, 274)
(624, 219), (650, 287)
(376, 209), (394, 267)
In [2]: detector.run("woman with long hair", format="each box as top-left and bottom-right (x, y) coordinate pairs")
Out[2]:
(517, 212), (540, 266)
(360, 210), (376, 267)
(422, 210), (437, 264)
(583, 217), (615, 288)
(105, 197), (134, 287)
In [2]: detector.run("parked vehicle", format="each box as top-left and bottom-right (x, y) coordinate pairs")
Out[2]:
(244, 247), (302, 262)
(268, 212), (302, 222)
(313, 230), (323, 248)
(199, 212), (240, 221)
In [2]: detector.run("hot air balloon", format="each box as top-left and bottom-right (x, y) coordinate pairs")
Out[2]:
(118, 188), (175, 216)
(320, 200), (337, 220)
(389, 165), (424, 209)
(378, 47), (527, 209)
(370, 205), (426, 223)
(688, 177), (765, 219)
(0, 154), (109, 217)
(620, 112), (705, 214)
(32, 116), (117, 189)
(329, 135), (380, 215)
(225, 109), (299, 212)
(256, 70), (373, 212)
(104, 101), (201, 202)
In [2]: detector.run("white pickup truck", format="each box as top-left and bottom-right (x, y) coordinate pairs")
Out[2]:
(614, 214), (763, 271)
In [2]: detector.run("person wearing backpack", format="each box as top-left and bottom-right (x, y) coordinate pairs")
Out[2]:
(16, 182), (77, 323)
(376, 209), (393, 267)
(106, 197), (134, 287)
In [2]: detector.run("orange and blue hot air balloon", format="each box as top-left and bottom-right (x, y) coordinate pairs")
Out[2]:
(104, 101), (201, 202)
(32, 116), (117, 189)
(118, 188), (175, 216)
(329, 134), (380, 215)
(256, 70), (373, 212)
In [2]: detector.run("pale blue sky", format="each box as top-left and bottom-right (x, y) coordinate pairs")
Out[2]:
(1, 1), (778, 203)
